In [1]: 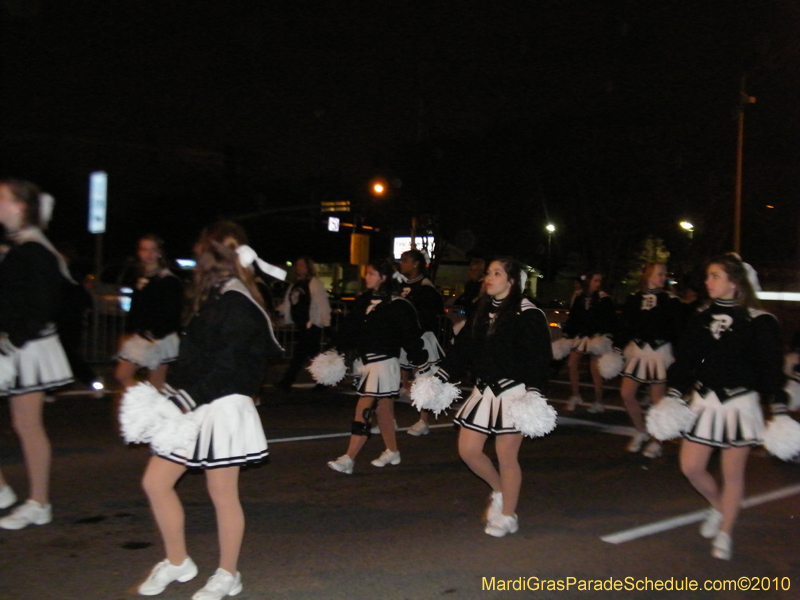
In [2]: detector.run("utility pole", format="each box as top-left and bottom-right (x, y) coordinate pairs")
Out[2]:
(734, 76), (756, 254)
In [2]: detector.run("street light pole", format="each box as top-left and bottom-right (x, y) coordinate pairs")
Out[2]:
(734, 76), (756, 255)
(545, 223), (555, 279)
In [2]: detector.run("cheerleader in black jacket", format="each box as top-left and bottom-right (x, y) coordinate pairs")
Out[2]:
(667, 254), (787, 560)
(563, 272), (616, 413)
(398, 249), (446, 436)
(327, 259), (427, 474)
(129, 231), (281, 598)
(115, 234), (183, 390)
(436, 258), (552, 537)
(0, 179), (73, 530)
(616, 262), (683, 458)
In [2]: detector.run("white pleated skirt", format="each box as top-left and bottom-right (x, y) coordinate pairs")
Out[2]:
(454, 383), (524, 436)
(399, 331), (444, 369)
(684, 389), (764, 448)
(163, 394), (268, 469)
(353, 357), (401, 398)
(0, 333), (73, 396)
(569, 336), (594, 355)
(621, 342), (674, 384)
(117, 332), (180, 370)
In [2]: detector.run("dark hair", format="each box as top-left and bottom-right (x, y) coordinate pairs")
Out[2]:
(202, 221), (249, 248)
(0, 178), (44, 228)
(187, 230), (264, 320)
(706, 253), (760, 309)
(137, 233), (168, 270)
(582, 271), (604, 294)
(401, 249), (428, 277)
(366, 258), (397, 296)
(473, 257), (523, 335)
(639, 261), (666, 291)
(295, 256), (317, 278)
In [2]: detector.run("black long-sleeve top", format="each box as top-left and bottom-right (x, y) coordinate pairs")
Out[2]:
(334, 290), (427, 366)
(167, 279), (281, 406)
(667, 300), (786, 406)
(562, 291), (616, 339)
(438, 298), (553, 394)
(125, 270), (184, 339)
(0, 242), (63, 347)
(615, 289), (684, 350)
(399, 275), (445, 333)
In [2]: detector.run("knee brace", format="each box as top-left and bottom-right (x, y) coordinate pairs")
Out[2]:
(351, 420), (372, 437)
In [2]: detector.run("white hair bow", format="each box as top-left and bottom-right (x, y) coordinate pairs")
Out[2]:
(519, 270), (528, 292)
(236, 245), (287, 281)
(39, 193), (55, 227)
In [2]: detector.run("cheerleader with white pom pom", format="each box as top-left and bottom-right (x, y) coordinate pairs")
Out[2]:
(615, 262), (684, 458)
(324, 259), (427, 475)
(126, 226), (281, 599)
(432, 258), (553, 537)
(561, 272), (616, 413)
(0, 179), (73, 531)
(664, 253), (796, 561)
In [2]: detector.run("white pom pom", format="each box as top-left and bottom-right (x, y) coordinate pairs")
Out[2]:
(0, 353), (16, 390)
(786, 380), (800, 411)
(118, 382), (165, 444)
(506, 390), (558, 438)
(646, 396), (696, 441)
(410, 374), (461, 416)
(149, 404), (204, 456)
(307, 351), (347, 385)
(552, 338), (573, 360)
(587, 335), (612, 356)
(763, 415), (800, 461)
(598, 351), (624, 379)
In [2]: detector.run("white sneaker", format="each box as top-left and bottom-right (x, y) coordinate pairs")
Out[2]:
(327, 455), (354, 474)
(566, 395), (581, 411)
(371, 449), (401, 467)
(711, 532), (732, 560)
(370, 419), (398, 435)
(642, 440), (662, 459)
(407, 420), (430, 436)
(192, 568), (242, 600)
(587, 401), (605, 413)
(485, 513), (519, 537)
(700, 508), (723, 539)
(483, 491), (503, 524)
(139, 557), (198, 595)
(626, 432), (650, 453)
(0, 485), (16, 509)
(0, 499), (52, 530)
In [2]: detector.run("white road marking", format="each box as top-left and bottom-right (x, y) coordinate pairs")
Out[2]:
(601, 484), (800, 544)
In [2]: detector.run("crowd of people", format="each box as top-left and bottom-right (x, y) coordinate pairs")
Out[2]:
(0, 177), (797, 598)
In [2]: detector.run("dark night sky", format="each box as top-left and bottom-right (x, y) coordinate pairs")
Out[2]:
(1, 0), (798, 279)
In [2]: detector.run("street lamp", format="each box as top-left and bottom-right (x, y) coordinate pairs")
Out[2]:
(680, 221), (694, 239)
(545, 223), (555, 278)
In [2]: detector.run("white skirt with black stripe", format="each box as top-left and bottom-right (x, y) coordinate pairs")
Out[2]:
(684, 389), (764, 448)
(353, 357), (401, 398)
(399, 331), (444, 369)
(0, 333), (73, 396)
(454, 383), (524, 436)
(162, 394), (268, 469)
(117, 332), (180, 370)
(621, 341), (674, 384)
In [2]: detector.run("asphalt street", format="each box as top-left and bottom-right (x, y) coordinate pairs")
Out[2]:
(0, 376), (798, 600)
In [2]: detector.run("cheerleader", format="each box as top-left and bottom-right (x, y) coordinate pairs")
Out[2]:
(0, 179), (73, 530)
(115, 234), (183, 390)
(562, 272), (616, 412)
(126, 229), (281, 599)
(398, 249), (445, 436)
(667, 254), (788, 560)
(326, 259), (427, 474)
(616, 262), (683, 458)
(434, 258), (553, 537)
